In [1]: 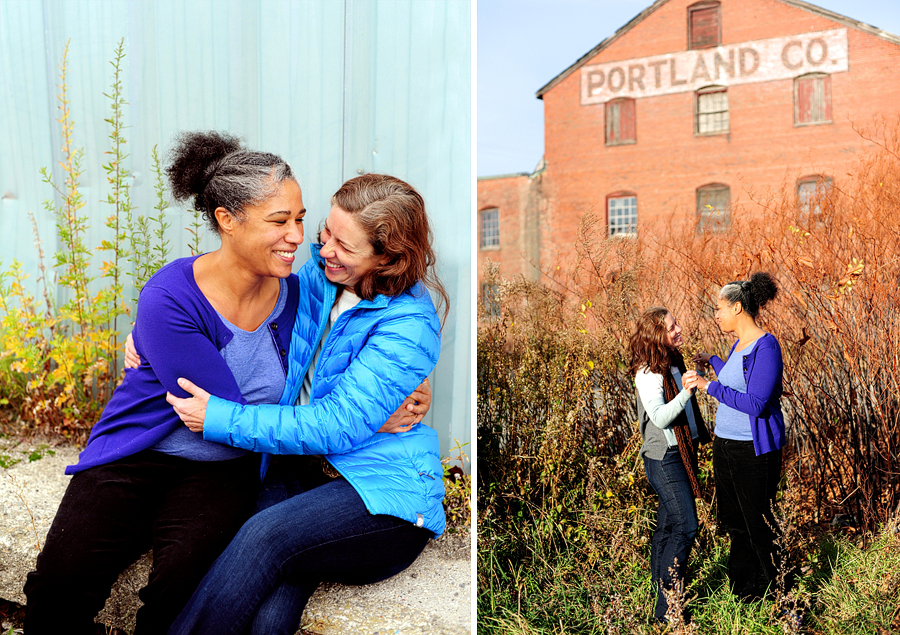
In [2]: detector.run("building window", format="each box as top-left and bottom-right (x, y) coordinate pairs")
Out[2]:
(689, 1), (721, 50)
(696, 87), (729, 134)
(608, 194), (637, 237)
(797, 175), (833, 220)
(794, 73), (832, 125)
(697, 184), (730, 231)
(606, 98), (636, 145)
(481, 283), (500, 318)
(480, 208), (499, 249)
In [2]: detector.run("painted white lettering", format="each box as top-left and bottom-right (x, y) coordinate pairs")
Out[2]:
(670, 58), (688, 86)
(781, 40), (803, 70)
(807, 37), (828, 65)
(713, 49), (735, 80)
(608, 67), (625, 92)
(628, 64), (646, 91)
(579, 28), (848, 105)
(739, 47), (760, 76)
(691, 54), (712, 83)
(648, 59), (666, 88)
(587, 71), (605, 95)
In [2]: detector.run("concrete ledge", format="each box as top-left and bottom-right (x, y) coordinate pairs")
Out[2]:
(0, 442), (470, 634)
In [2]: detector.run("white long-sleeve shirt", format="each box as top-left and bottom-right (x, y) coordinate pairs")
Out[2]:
(635, 366), (700, 447)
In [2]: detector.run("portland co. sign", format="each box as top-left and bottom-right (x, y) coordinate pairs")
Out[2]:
(580, 28), (848, 105)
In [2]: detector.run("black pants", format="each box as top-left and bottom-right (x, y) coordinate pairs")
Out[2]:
(24, 450), (260, 635)
(713, 437), (782, 600)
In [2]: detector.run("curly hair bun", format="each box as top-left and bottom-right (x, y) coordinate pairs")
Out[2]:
(166, 131), (243, 202)
(748, 271), (778, 309)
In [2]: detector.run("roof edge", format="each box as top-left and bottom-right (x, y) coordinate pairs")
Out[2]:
(477, 172), (530, 181)
(535, 0), (900, 100)
(536, 0), (669, 99)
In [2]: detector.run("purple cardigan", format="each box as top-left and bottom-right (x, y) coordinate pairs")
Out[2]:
(66, 256), (299, 474)
(708, 332), (786, 456)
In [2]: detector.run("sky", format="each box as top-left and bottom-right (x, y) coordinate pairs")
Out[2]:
(477, 0), (900, 176)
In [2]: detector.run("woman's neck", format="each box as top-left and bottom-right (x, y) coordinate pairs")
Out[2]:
(194, 250), (280, 330)
(733, 319), (765, 347)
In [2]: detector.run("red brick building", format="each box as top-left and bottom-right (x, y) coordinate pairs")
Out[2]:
(477, 0), (900, 292)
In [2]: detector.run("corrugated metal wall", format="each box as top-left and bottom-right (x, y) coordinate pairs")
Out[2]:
(0, 0), (471, 458)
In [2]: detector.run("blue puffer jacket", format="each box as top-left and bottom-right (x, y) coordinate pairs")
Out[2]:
(203, 245), (446, 536)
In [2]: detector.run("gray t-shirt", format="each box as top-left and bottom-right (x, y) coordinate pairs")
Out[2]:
(152, 278), (288, 460)
(713, 338), (758, 441)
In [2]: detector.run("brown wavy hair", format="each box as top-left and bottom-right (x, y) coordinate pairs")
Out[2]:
(326, 173), (450, 325)
(627, 306), (681, 375)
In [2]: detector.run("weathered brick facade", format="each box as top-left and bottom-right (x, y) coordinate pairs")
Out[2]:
(477, 0), (900, 290)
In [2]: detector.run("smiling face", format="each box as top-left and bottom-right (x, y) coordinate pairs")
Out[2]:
(222, 178), (306, 279)
(318, 205), (387, 294)
(663, 312), (684, 350)
(714, 296), (740, 333)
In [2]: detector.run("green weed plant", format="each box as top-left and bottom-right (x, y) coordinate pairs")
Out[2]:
(0, 40), (171, 441)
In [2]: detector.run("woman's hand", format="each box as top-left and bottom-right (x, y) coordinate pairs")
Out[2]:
(377, 378), (432, 434)
(682, 370), (709, 392)
(166, 378), (211, 432)
(124, 331), (141, 369)
(692, 351), (712, 366)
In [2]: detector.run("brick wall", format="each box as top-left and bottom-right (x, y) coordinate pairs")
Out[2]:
(478, 0), (900, 288)
(476, 172), (545, 291)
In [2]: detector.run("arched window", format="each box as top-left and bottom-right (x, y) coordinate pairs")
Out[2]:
(696, 86), (728, 134)
(794, 73), (832, 125)
(607, 192), (637, 237)
(606, 98), (636, 145)
(696, 184), (730, 231)
(688, 1), (721, 50)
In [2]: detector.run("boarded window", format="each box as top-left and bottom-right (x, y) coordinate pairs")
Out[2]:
(606, 98), (636, 145)
(797, 175), (833, 220)
(689, 2), (720, 49)
(608, 195), (638, 237)
(697, 184), (730, 231)
(795, 74), (832, 125)
(696, 87), (729, 134)
(480, 208), (499, 248)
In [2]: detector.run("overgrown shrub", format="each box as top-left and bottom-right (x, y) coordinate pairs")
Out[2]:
(0, 40), (171, 441)
(478, 118), (900, 632)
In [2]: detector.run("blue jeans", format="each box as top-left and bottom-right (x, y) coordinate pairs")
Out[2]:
(643, 447), (698, 621)
(169, 460), (432, 635)
(713, 437), (782, 599)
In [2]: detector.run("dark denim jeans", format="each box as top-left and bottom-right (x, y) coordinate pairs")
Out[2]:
(643, 447), (698, 621)
(169, 459), (432, 635)
(23, 450), (260, 635)
(713, 436), (783, 600)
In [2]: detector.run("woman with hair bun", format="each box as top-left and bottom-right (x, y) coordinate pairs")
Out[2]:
(166, 172), (449, 635)
(24, 132), (428, 635)
(683, 271), (785, 601)
(628, 307), (711, 623)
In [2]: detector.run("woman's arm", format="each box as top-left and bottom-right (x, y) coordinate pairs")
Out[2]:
(170, 306), (440, 455)
(706, 340), (782, 417)
(135, 284), (246, 404)
(635, 369), (693, 430)
(134, 327), (431, 432)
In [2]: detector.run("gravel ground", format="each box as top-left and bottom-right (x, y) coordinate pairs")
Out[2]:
(0, 437), (472, 634)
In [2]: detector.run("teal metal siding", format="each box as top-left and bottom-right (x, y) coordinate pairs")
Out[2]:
(0, 0), (471, 458)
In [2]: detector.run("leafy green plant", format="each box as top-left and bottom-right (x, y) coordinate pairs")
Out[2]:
(0, 40), (173, 440)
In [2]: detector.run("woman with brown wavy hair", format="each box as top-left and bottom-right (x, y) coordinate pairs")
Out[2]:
(627, 307), (710, 623)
